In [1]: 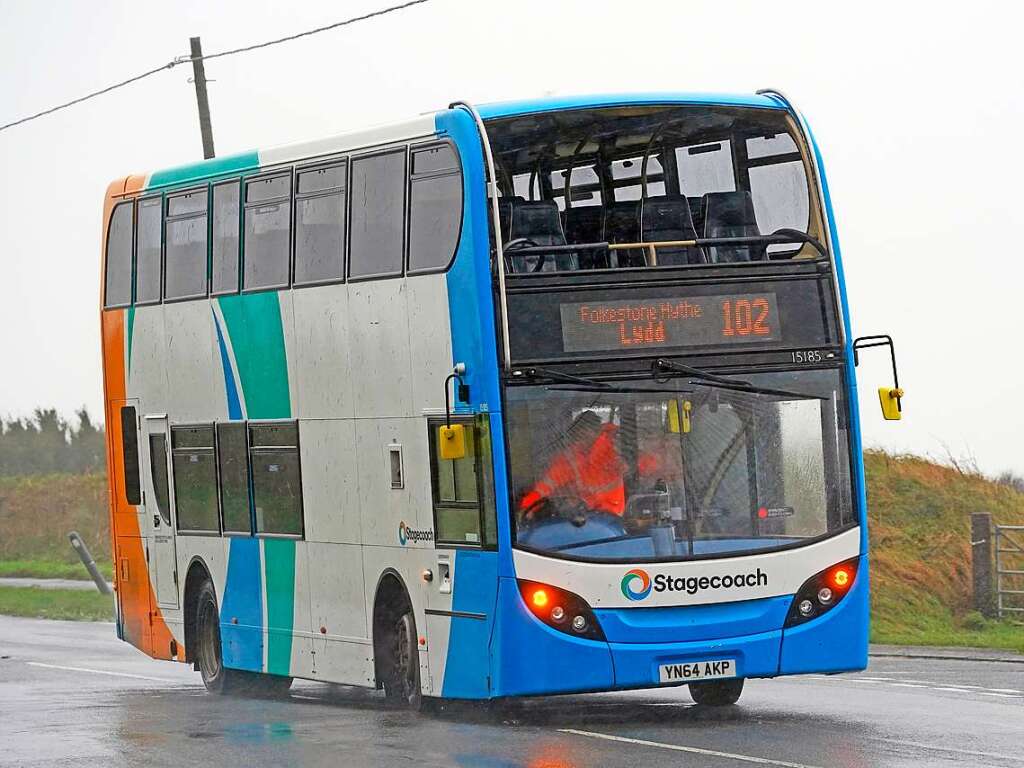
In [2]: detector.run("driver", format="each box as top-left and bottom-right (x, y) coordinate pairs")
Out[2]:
(519, 410), (626, 517)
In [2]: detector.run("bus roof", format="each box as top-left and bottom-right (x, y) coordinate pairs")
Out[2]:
(476, 91), (786, 119)
(134, 92), (788, 192)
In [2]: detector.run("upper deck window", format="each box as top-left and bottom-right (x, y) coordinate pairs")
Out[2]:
(104, 202), (133, 308)
(244, 173), (291, 291)
(212, 181), (241, 295)
(294, 162), (346, 286)
(135, 196), (162, 305)
(486, 105), (820, 273)
(349, 149), (406, 280)
(165, 188), (209, 301)
(408, 142), (462, 274)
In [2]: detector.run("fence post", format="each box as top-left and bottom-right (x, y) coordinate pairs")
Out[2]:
(971, 513), (994, 617)
(68, 531), (113, 595)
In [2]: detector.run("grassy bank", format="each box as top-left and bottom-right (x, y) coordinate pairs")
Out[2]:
(0, 558), (113, 580)
(0, 586), (113, 622)
(865, 450), (1024, 652)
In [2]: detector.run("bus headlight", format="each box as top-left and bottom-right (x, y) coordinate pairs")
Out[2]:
(518, 579), (605, 641)
(784, 558), (859, 627)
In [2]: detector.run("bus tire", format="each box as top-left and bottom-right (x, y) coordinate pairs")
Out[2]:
(382, 610), (423, 710)
(194, 579), (247, 695)
(689, 678), (744, 706)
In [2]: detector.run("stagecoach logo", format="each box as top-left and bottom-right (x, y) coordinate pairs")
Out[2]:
(398, 521), (434, 546)
(621, 569), (653, 600)
(621, 567), (769, 601)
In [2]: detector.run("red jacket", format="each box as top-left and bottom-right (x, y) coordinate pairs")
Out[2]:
(520, 424), (626, 516)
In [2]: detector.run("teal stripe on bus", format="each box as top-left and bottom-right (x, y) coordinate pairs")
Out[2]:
(263, 538), (296, 676)
(215, 292), (291, 419)
(146, 150), (260, 189)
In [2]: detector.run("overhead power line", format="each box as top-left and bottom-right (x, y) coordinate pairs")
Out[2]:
(0, 0), (431, 134)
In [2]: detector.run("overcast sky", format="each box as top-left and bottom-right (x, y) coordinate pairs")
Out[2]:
(1, 0), (1021, 476)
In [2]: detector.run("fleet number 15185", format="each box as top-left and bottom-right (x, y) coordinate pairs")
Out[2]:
(791, 349), (823, 364)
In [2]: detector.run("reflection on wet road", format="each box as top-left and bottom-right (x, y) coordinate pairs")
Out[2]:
(1, 616), (1021, 767)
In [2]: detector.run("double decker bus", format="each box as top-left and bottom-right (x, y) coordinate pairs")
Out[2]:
(100, 91), (901, 706)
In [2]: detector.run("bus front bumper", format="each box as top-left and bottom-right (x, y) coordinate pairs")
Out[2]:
(488, 560), (868, 698)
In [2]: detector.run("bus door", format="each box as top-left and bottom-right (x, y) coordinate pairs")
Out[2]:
(141, 415), (179, 608)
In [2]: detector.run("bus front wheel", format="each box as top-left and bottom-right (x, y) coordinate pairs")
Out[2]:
(689, 678), (744, 706)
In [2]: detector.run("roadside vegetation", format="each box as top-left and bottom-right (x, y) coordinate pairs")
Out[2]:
(865, 450), (1024, 653)
(0, 585), (113, 621)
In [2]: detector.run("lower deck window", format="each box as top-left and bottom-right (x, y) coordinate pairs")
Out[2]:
(172, 425), (219, 532)
(249, 422), (303, 536)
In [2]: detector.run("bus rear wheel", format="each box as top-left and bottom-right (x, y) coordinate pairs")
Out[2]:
(689, 678), (744, 706)
(382, 610), (423, 710)
(194, 580), (292, 696)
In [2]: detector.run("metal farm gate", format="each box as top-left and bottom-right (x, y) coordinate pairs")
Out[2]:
(995, 525), (1024, 618)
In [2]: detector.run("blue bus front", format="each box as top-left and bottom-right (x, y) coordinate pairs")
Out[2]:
(464, 95), (868, 700)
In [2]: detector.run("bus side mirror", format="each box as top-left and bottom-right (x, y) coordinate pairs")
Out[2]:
(853, 335), (904, 422)
(667, 400), (692, 434)
(438, 424), (466, 460)
(878, 387), (904, 421)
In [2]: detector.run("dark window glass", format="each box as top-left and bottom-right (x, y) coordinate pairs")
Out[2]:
(149, 433), (171, 526)
(105, 203), (133, 308)
(244, 173), (291, 290)
(349, 150), (406, 279)
(295, 163), (346, 285)
(409, 146), (462, 273)
(217, 422), (251, 534)
(246, 175), (290, 203)
(298, 164), (346, 194)
(165, 189), (208, 300)
(429, 417), (495, 546)
(168, 190), (207, 216)
(171, 425), (219, 532)
(212, 182), (240, 295)
(135, 197), (162, 304)
(412, 144), (458, 175)
(120, 406), (141, 505)
(249, 423), (302, 536)
(249, 422), (298, 447)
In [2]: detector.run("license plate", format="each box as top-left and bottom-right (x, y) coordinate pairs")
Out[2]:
(658, 658), (737, 684)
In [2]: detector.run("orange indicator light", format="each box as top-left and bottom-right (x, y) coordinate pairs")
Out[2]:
(832, 569), (850, 588)
(532, 589), (549, 608)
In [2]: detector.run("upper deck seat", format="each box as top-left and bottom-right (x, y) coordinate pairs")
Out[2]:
(640, 196), (705, 266)
(563, 205), (608, 269)
(604, 201), (645, 267)
(506, 200), (577, 273)
(702, 191), (764, 263)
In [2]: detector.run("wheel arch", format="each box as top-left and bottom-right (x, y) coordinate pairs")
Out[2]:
(182, 556), (215, 666)
(371, 568), (415, 687)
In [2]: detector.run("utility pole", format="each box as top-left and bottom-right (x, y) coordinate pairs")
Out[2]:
(189, 36), (215, 159)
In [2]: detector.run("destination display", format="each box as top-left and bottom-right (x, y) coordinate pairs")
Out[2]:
(559, 293), (781, 353)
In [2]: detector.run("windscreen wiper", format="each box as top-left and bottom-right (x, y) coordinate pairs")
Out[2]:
(653, 359), (824, 401)
(510, 366), (611, 389)
(653, 358), (750, 387)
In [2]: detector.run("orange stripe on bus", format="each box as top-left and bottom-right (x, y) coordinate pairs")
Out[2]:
(100, 176), (178, 662)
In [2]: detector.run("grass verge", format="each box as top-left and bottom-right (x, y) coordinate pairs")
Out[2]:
(0, 558), (113, 581)
(0, 586), (113, 622)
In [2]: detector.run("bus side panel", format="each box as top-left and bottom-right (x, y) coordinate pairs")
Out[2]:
(779, 553), (869, 674)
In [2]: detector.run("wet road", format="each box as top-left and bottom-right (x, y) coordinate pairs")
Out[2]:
(1, 616), (1021, 768)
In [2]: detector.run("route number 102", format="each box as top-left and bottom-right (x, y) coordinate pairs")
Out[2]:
(721, 298), (771, 337)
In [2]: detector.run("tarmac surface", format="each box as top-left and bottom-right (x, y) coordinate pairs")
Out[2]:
(0, 615), (1021, 768)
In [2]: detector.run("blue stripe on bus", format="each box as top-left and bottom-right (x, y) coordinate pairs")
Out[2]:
(213, 310), (243, 420)
(439, 550), (498, 698)
(220, 537), (264, 672)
